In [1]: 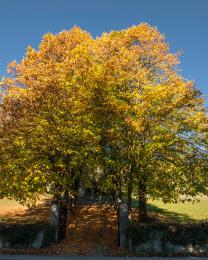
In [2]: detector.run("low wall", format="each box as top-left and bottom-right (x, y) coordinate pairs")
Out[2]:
(0, 223), (56, 249)
(125, 221), (208, 255)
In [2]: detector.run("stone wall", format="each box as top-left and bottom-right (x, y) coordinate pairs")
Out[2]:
(0, 200), (67, 249)
(125, 221), (208, 255)
(0, 223), (55, 249)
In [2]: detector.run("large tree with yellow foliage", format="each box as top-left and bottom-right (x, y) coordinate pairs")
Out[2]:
(91, 23), (208, 222)
(0, 27), (99, 206)
(0, 23), (208, 223)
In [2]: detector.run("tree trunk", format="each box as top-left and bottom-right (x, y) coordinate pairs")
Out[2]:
(127, 181), (133, 212)
(53, 184), (63, 201)
(51, 185), (68, 241)
(73, 177), (80, 209)
(138, 181), (148, 223)
(64, 188), (70, 212)
(64, 188), (69, 202)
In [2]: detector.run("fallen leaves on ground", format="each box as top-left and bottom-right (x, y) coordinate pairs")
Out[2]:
(0, 204), (131, 256)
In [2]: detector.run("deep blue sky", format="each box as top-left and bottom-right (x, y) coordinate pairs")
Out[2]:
(0, 0), (208, 101)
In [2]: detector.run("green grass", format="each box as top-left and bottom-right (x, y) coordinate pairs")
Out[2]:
(131, 195), (208, 223)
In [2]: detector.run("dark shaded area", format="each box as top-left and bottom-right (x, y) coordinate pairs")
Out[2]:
(0, 223), (55, 248)
(126, 220), (208, 254)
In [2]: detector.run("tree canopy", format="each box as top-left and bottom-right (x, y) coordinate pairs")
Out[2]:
(0, 23), (207, 221)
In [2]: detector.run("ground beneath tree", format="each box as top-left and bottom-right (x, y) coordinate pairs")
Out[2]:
(46, 204), (123, 255)
(1, 201), (204, 256)
(0, 204), (127, 256)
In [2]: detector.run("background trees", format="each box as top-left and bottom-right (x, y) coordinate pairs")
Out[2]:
(0, 23), (208, 223)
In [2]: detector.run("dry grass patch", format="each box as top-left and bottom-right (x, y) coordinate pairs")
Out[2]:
(0, 198), (51, 224)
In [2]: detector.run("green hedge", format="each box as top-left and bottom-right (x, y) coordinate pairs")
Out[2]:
(125, 221), (208, 252)
(0, 223), (56, 248)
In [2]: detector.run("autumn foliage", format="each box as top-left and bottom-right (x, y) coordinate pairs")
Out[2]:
(0, 23), (208, 222)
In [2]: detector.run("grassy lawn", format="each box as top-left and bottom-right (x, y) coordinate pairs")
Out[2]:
(133, 196), (208, 222)
(150, 196), (208, 221)
(131, 195), (208, 222)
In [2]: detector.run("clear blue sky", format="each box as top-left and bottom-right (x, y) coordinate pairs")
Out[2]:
(0, 0), (208, 101)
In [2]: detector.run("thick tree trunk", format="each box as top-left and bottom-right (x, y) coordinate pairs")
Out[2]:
(138, 181), (148, 223)
(53, 184), (63, 201)
(64, 188), (69, 202)
(64, 188), (70, 212)
(91, 187), (95, 201)
(73, 177), (80, 209)
(127, 181), (133, 212)
(58, 190), (68, 240)
(51, 185), (68, 241)
(67, 168), (81, 213)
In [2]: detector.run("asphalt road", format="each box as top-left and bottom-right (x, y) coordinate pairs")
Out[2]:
(0, 256), (207, 260)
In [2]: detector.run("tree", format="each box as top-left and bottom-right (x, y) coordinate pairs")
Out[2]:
(91, 23), (208, 222)
(0, 27), (99, 208)
(0, 23), (208, 225)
